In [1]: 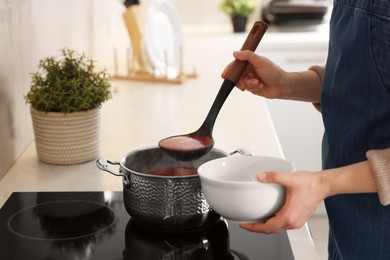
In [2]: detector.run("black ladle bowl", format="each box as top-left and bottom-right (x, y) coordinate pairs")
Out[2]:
(159, 21), (268, 161)
(158, 79), (233, 161)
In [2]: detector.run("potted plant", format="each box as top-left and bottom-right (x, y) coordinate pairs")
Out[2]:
(25, 48), (112, 165)
(220, 0), (257, 32)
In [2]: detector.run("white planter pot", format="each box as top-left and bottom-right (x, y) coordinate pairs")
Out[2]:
(30, 107), (101, 165)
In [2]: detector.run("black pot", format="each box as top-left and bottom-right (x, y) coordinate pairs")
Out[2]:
(123, 218), (232, 260)
(232, 16), (248, 33)
(97, 146), (250, 231)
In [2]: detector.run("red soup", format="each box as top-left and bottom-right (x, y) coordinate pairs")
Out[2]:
(159, 135), (213, 151)
(145, 166), (198, 177)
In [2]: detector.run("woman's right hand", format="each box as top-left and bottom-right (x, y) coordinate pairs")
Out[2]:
(221, 50), (288, 99)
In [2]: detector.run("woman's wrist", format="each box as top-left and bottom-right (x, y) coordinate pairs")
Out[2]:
(280, 70), (322, 103)
(318, 161), (377, 198)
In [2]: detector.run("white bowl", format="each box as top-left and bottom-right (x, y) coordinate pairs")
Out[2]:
(198, 156), (295, 223)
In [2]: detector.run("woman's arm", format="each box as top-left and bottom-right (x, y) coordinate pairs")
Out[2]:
(222, 50), (323, 104)
(240, 160), (378, 234)
(320, 161), (377, 196)
(367, 148), (390, 205)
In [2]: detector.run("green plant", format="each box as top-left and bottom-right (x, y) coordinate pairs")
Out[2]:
(220, 0), (256, 17)
(25, 49), (112, 113)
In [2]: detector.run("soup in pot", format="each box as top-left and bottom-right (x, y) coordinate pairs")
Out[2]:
(145, 166), (198, 177)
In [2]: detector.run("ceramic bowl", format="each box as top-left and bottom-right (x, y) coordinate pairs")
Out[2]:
(198, 156), (295, 223)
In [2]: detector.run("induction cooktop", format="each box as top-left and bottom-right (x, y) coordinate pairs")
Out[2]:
(0, 192), (295, 260)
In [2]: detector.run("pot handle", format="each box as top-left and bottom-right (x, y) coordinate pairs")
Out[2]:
(96, 158), (129, 184)
(230, 148), (253, 156)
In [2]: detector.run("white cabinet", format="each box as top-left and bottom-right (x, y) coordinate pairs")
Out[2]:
(257, 27), (328, 172)
(258, 27), (329, 215)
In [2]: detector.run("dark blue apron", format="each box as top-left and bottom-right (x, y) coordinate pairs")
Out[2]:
(322, 0), (390, 259)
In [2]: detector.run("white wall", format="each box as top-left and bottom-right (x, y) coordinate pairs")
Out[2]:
(0, 0), (92, 178)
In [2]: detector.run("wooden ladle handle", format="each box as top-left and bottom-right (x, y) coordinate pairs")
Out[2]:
(225, 21), (268, 84)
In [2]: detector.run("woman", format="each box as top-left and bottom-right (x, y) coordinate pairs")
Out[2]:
(222, 0), (390, 259)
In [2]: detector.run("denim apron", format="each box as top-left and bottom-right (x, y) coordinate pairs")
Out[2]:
(322, 0), (390, 259)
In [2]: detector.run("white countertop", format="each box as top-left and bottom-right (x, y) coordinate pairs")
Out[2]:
(0, 29), (320, 259)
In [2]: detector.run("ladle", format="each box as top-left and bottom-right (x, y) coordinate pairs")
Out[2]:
(159, 21), (269, 161)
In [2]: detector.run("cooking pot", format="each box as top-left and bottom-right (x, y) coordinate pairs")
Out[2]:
(96, 146), (250, 231)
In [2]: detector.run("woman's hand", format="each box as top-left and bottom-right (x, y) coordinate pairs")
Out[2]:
(240, 170), (326, 234)
(221, 50), (323, 103)
(221, 50), (287, 99)
(239, 161), (377, 234)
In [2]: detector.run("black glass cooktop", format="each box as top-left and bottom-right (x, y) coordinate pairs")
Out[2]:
(0, 192), (295, 260)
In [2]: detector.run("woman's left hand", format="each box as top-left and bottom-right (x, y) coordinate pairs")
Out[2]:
(240, 170), (326, 234)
